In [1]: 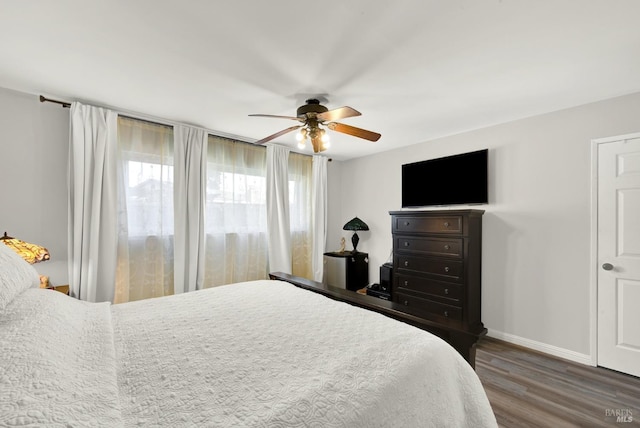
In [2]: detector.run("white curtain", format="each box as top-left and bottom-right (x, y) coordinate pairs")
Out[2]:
(68, 102), (118, 302)
(204, 136), (268, 286)
(70, 110), (315, 302)
(114, 117), (174, 303)
(289, 152), (313, 279)
(173, 125), (207, 294)
(311, 155), (328, 282)
(266, 144), (291, 274)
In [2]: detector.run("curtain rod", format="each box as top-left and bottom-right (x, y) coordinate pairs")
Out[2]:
(38, 94), (332, 161)
(40, 95), (71, 108)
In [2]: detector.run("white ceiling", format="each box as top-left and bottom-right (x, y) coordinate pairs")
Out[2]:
(2, 0), (640, 160)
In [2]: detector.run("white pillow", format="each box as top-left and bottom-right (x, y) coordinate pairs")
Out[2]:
(0, 242), (40, 310)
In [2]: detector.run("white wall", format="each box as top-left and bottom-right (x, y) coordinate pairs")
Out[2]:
(326, 160), (344, 252)
(330, 91), (640, 358)
(0, 87), (69, 285)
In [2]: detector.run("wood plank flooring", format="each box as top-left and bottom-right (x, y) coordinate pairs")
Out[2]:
(475, 337), (640, 427)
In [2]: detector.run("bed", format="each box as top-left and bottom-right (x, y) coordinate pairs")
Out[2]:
(0, 243), (497, 427)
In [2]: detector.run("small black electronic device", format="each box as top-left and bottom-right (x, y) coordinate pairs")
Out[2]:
(379, 262), (393, 294)
(366, 284), (391, 300)
(366, 264), (392, 300)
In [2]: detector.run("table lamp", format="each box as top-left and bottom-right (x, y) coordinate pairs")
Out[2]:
(1, 231), (51, 286)
(343, 217), (369, 253)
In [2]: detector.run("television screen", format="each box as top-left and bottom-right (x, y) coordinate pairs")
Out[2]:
(402, 149), (488, 207)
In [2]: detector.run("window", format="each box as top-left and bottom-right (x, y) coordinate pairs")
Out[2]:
(115, 117), (174, 303)
(203, 136), (269, 287)
(113, 120), (314, 302)
(288, 151), (312, 278)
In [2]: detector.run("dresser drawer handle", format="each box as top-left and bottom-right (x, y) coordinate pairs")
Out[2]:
(444, 221), (449, 227)
(444, 244), (450, 250)
(404, 221), (410, 226)
(404, 300), (409, 306)
(444, 288), (449, 295)
(444, 266), (450, 273)
(404, 261), (409, 267)
(404, 280), (409, 286)
(404, 241), (410, 247)
(444, 311), (449, 317)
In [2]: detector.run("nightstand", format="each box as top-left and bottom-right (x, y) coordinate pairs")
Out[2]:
(47, 285), (70, 295)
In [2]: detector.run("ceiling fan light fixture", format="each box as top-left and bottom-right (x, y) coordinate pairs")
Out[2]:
(249, 98), (380, 152)
(295, 129), (305, 141)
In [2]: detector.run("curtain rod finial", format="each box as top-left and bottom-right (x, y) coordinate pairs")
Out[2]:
(39, 95), (71, 108)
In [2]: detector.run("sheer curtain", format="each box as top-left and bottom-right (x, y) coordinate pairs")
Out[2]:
(266, 144), (292, 274)
(68, 102), (118, 302)
(204, 136), (268, 287)
(289, 152), (313, 278)
(311, 155), (328, 281)
(114, 117), (175, 303)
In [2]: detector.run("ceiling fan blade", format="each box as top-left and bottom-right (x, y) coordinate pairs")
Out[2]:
(326, 122), (381, 142)
(254, 125), (302, 145)
(316, 106), (361, 122)
(249, 114), (303, 122)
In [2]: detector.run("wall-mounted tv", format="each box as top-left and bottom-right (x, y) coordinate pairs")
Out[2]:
(402, 149), (488, 207)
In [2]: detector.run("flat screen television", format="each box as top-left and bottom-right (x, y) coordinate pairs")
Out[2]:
(402, 149), (488, 207)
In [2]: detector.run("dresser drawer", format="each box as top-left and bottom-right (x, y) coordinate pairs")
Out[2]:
(396, 292), (462, 321)
(395, 255), (463, 283)
(393, 215), (463, 234)
(395, 236), (462, 258)
(395, 274), (462, 303)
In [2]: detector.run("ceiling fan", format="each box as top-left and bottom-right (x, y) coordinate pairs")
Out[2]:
(249, 98), (381, 153)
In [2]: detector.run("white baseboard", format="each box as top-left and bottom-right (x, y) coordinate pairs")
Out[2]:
(487, 329), (593, 366)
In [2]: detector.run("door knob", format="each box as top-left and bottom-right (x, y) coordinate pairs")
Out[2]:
(602, 263), (614, 271)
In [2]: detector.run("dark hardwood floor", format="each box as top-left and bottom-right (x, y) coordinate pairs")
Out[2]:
(475, 337), (640, 427)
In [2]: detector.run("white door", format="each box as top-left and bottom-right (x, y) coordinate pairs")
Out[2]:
(596, 133), (640, 377)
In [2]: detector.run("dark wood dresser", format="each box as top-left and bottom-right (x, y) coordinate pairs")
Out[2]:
(390, 210), (486, 361)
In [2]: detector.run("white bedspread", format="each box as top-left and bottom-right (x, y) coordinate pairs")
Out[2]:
(1, 280), (497, 427)
(0, 288), (123, 426)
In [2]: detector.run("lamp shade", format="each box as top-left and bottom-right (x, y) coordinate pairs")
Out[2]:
(342, 217), (369, 231)
(0, 232), (50, 264)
